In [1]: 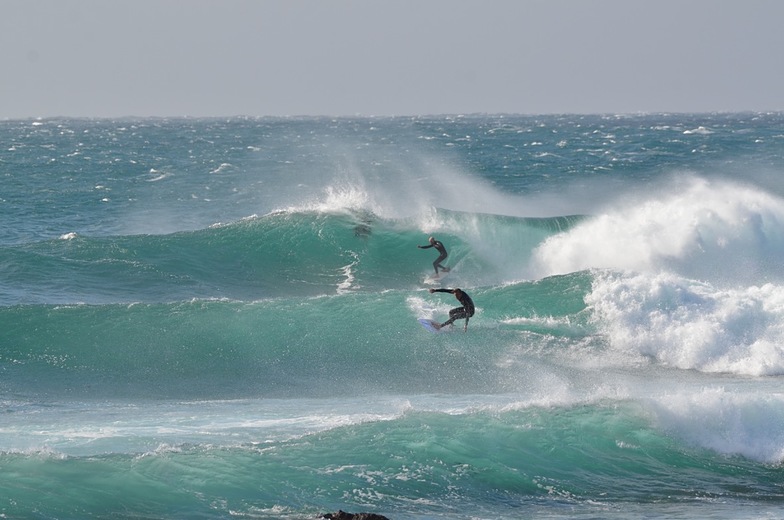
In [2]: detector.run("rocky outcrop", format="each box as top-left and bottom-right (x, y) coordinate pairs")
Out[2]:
(321, 511), (390, 520)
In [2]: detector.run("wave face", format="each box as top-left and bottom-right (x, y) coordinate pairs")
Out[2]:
(2, 114), (784, 519)
(0, 208), (581, 304)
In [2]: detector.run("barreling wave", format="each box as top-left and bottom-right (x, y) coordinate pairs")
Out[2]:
(0, 208), (583, 305)
(9, 175), (783, 309)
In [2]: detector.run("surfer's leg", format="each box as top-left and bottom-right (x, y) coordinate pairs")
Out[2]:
(442, 307), (466, 327)
(434, 252), (448, 273)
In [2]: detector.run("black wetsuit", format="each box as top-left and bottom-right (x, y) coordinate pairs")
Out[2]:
(432, 288), (475, 328)
(420, 239), (448, 275)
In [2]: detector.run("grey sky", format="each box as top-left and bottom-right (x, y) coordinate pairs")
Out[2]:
(3, 0), (783, 119)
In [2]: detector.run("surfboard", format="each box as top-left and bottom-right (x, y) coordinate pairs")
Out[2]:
(424, 269), (451, 285)
(418, 318), (442, 333)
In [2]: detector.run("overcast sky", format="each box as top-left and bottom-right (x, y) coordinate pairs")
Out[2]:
(3, 0), (783, 119)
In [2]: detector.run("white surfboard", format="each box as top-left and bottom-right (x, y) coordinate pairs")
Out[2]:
(418, 318), (443, 333)
(423, 269), (451, 285)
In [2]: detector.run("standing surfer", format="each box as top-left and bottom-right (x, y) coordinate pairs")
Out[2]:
(418, 236), (450, 276)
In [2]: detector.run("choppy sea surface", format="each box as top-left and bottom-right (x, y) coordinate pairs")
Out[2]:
(2, 113), (784, 519)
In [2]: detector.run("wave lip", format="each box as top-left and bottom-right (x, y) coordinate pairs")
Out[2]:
(531, 176), (784, 285)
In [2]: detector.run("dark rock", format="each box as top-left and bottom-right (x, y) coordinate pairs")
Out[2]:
(321, 510), (390, 520)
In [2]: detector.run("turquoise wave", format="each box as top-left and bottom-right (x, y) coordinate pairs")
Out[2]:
(0, 209), (584, 305)
(0, 272), (593, 400)
(1, 406), (780, 520)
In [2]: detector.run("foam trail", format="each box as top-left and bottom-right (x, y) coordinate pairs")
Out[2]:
(531, 176), (784, 285)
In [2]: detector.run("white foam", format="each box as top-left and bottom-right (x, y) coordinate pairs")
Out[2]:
(0, 398), (410, 457)
(146, 168), (170, 182)
(647, 387), (784, 463)
(587, 270), (784, 376)
(406, 294), (450, 321)
(336, 252), (359, 294)
(531, 176), (784, 285)
(210, 163), (232, 174)
(683, 126), (714, 135)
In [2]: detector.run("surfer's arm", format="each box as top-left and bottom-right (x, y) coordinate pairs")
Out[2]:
(418, 244), (433, 249)
(429, 288), (454, 294)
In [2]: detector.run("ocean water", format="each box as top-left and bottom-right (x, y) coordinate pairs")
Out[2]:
(2, 113), (784, 519)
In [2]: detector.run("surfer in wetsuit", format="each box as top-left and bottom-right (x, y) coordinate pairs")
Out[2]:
(429, 288), (475, 331)
(418, 236), (450, 276)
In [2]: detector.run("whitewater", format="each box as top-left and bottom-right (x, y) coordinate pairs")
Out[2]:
(1, 113), (784, 519)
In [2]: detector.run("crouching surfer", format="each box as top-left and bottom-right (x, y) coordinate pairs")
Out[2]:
(429, 287), (475, 332)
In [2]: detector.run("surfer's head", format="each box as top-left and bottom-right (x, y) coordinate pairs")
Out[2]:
(429, 236), (435, 244)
